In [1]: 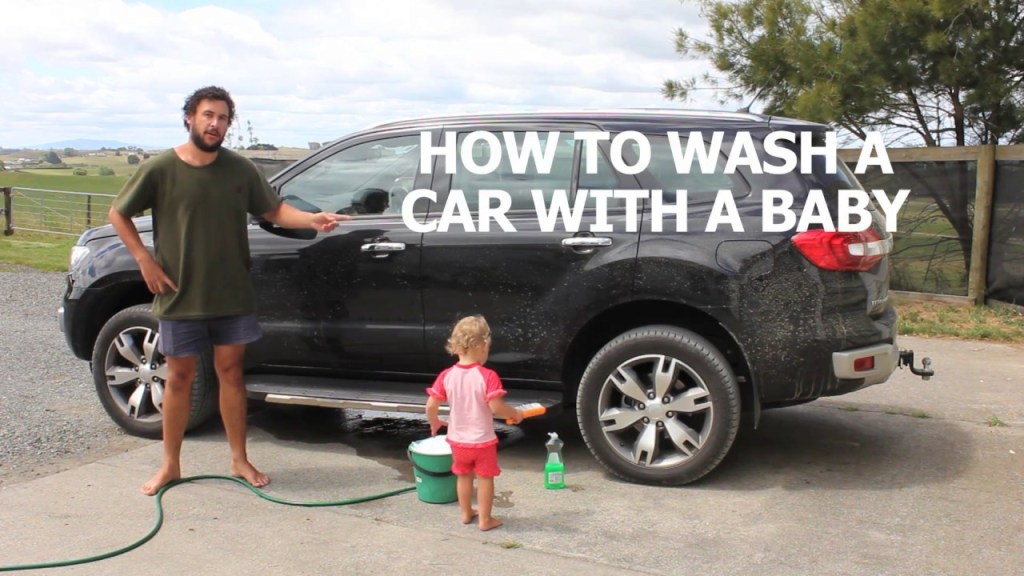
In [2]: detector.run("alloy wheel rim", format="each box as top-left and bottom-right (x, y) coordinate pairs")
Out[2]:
(103, 326), (167, 423)
(596, 354), (713, 468)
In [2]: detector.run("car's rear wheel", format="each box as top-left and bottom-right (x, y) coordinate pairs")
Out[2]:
(576, 325), (741, 485)
(91, 304), (219, 439)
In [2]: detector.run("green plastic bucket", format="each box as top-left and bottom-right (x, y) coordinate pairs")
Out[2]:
(408, 435), (457, 504)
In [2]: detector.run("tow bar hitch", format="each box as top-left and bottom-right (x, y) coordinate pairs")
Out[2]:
(899, 350), (934, 380)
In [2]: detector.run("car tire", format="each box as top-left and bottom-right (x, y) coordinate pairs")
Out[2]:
(576, 325), (740, 486)
(91, 304), (219, 439)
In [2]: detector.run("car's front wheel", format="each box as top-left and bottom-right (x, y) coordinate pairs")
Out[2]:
(576, 325), (741, 486)
(91, 304), (219, 439)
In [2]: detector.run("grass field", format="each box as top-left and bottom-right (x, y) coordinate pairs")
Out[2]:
(893, 294), (1024, 342)
(0, 231), (77, 271)
(0, 171), (127, 194)
(889, 233), (968, 295)
(0, 151), (136, 194)
(0, 152), (136, 234)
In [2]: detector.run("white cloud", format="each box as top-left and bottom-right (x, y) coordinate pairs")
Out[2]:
(0, 0), (728, 149)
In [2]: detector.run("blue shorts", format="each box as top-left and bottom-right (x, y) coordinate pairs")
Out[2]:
(157, 314), (263, 357)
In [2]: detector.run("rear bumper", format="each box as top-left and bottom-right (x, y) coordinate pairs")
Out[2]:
(832, 342), (899, 387)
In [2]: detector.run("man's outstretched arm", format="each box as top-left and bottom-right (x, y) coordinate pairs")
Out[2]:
(262, 202), (351, 232)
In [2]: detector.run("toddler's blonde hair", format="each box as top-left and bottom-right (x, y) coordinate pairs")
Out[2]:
(445, 315), (491, 356)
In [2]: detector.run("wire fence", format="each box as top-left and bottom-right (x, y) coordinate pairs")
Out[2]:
(2, 187), (117, 237)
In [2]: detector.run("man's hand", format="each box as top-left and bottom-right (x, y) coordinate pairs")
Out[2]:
(310, 212), (351, 232)
(138, 256), (178, 295)
(262, 203), (352, 231)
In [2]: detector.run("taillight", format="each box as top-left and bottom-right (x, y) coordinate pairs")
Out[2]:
(791, 229), (891, 272)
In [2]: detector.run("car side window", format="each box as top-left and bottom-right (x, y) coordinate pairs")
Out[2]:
(449, 131), (576, 212)
(577, 139), (623, 208)
(278, 134), (422, 215)
(636, 134), (743, 204)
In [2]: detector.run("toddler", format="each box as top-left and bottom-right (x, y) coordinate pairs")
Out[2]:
(425, 315), (522, 531)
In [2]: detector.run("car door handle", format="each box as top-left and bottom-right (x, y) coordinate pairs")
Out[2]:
(561, 237), (612, 248)
(361, 242), (406, 252)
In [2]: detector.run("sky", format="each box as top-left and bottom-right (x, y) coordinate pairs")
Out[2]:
(0, 0), (727, 150)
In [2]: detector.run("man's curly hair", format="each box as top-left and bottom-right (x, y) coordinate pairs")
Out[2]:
(182, 86), (236, 130)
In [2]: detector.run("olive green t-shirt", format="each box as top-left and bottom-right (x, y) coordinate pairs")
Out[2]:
(113, 148), (281, 320)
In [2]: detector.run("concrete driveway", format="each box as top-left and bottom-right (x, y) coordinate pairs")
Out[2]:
(0, 335), (1021, 575)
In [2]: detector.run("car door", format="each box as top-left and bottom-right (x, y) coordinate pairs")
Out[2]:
(419, 123), (641, 383)
(246, 130), (437, 377)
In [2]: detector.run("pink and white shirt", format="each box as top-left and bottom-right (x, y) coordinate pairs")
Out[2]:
(426, 362), (507, 448)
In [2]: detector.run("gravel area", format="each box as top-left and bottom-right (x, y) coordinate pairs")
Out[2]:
(0, 265), (150, 487)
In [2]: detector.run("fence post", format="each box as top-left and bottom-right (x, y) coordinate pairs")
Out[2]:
(86, 194), (92, 228)
(968, 145), (996, 306)
(1, 187), (12, 236)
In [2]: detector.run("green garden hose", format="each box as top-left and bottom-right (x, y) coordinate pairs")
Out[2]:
(0, 474), (416, 572)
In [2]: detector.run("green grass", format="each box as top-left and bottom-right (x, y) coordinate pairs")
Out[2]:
(987, 416), (1008, 427)
(1, 149), (146, 192)
(4, 192), (115, 237)
(891, 198), (956, 236)
(894, 294), (1024, 342)
(0, 231), (77, 271)
(0, 171), (127, 194)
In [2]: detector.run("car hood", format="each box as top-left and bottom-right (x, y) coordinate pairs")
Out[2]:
(78, 216), (153, 245)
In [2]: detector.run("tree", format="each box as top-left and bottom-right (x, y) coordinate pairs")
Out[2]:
(44, 150), (61, 164)
(664, 0), (1024, 283)
(127, 154), (140, 165)
(665, 0), (1024, 146)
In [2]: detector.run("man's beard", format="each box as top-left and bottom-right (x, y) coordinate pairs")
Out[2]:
(190, 126), (225, 153)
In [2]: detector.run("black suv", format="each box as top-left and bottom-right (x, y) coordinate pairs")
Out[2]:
(59, 110), (933, 486)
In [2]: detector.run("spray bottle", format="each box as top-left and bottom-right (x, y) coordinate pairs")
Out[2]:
(544, 432), (565, 489)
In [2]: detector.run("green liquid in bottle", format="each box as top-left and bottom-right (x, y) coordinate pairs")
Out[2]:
(545, 433), (565, 489)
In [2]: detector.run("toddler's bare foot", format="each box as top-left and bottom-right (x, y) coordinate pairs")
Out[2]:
(479, 516), (503, 531)
(141, 465), (180, 496)
(461, 509), (479, 524)
(230, 459), (269, 488)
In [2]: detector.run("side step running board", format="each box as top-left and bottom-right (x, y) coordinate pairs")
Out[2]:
(246, 374), (564, 416)
(264, 394), (453, 415)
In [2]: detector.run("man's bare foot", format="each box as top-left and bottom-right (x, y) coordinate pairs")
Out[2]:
(230, 460), (269, 488)
(141, 466), (180, 496)
(461, 509), (479, 524)
(478, 516), (503, 531)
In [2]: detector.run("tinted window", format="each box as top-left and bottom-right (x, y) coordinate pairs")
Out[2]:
(449, 131), (576, 212)
(615, 134), (743, 204)
(279, 134), (421, 215)
(577, 139), (623, 208)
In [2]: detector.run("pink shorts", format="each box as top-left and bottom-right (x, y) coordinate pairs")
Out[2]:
(450, 444), (501, 478)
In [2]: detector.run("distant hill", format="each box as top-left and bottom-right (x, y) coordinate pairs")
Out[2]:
(26, 139), (165, 151)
